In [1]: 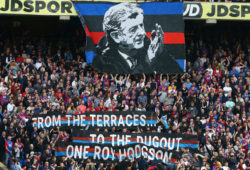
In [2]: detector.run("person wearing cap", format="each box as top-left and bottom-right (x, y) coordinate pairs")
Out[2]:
(228, 153), (237, 169)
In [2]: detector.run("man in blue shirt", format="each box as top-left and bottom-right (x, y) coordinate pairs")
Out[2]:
(229, 66), (239, 77)
(5, 136), (13, 167)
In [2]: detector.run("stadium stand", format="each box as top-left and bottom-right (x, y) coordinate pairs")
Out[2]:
(0, 3), (249, 170)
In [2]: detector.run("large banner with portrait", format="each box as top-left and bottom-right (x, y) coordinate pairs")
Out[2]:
(73, 2), (186, 74)
(32, 111), (158, 130)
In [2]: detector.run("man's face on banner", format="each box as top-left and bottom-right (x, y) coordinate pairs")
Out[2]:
(113, 14), (146, 50)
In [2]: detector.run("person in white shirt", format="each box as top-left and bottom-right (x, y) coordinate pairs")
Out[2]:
(5, 53), (15, 65)
(115, 74), (126, 87)
(135, 103), (146, 111)
(222, 162), (230, 170)
(80, 58), (87, 69)
(125, 74), (131, 89)
(200, 116), (207, 126)
(235, 62), (246, 73)
(50, 70), (58, 81)
(7, 100), (15, 115)
(200, 55), (206, 65)
(206, 64), (213, 77)
(0, 83), (8, 95)
(13, 143), (20, 160)
(104, 93), (112, 108)
(223, 82), (232, 97)
(71, 77), (78, 88)
(121, 100), (129, 111)
(35, 57), (43, 70)
(136, 73), (146, 89)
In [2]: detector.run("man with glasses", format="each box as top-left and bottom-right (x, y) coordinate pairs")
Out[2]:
(93, 2), (183, 74)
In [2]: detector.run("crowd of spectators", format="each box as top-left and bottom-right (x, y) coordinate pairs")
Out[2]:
(0, 21), (249, 170)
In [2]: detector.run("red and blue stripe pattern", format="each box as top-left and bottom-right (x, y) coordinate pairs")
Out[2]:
(71, 131), (199, 149)
(55, 142), (180, 164)
(32, 112), (158, 130)
(72, 136), (199, 149)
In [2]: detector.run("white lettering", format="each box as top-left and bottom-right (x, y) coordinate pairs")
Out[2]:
(83, 146), (89, 159)
(163, 152), (172, 164)
(66, 145), (74, 158)
(125, 135), (131, 145)
(110, 134), (116, 146)
(102, 147), (110, 160)
(94, 146), (101, 159)
(97, 115), (103, 127)
(141, 146), (148, 157)
(97, 134), (104, 144)
(73, 115), (80, 126)
(137, 136), (143, 144)
(32, 118), (37, 127)
(189, 4), (200, 16)
(75, 145), (82, 159)
(65, 115), (72, 126)
(160, 137), (168, 148)
(52, 115), (61, 127)
(134, 114), (139, 126)
(110, 115), (116, 126)
(156, 150), (163, 160)
(117, 135), (125, 146)
(80, 115), (86, 127)
(135, 145), (141, 159)
(110, 147), (115, 160)
(148, 148), (154, 160)
(118, 148), (127, 161)
(103, 115), (110, 127)
(168, 138), (175, 150)
(176, 138), (182, 151)
(126, 115), (132, 126)
(89, 114), (96, 126)
(44, 116), (52, 128)
(127, 147), (134, 160)
(90, 134), (96, 143)
(152, 136), (159, 148)
(37, 117), (44, 128)
(140, 115), (146, 126)
(118, 115), (125, 126)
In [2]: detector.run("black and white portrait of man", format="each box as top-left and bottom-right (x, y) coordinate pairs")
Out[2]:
(93, 2), (183, 74)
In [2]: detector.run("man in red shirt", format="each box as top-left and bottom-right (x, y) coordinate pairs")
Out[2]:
(78, 100), (87, 114)
(15, 54), (23, 63)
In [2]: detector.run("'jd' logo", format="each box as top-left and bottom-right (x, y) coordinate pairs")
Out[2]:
(183, 3), (202, 18)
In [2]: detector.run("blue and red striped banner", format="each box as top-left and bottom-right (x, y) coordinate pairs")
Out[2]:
(32, 111), (158, 130)
(72, 130), (199, 149)
(55, 130), (199, 164)
(55, 142), (180, 164)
